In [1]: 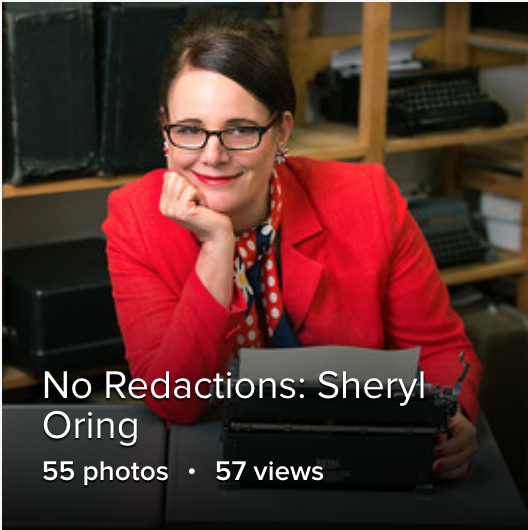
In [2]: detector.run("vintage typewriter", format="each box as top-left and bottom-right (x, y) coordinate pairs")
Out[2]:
(317, 66), (508, 136)
(386, 67), (508, 136)
(409, 195), (496, 269)
(219, 346), (470, 491)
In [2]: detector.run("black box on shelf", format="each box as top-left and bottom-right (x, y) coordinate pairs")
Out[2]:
(184, 2), (269, 19)
(471, 3), (528, 36)
(3, 3), (98, 185)
(3, 239), (124, 377)
(96, 3), (187, 174)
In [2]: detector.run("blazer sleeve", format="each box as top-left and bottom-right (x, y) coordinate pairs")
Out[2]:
(103, 186), (246, 424)
(371, 167), (482, 423)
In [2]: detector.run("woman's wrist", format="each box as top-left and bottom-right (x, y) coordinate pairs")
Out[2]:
(196, 233), (236, 309)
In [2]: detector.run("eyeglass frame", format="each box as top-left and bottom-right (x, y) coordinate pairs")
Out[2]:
(163, 114), (280, 151)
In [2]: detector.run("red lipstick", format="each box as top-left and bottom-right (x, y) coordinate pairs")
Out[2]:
(193, 171), (240, 187)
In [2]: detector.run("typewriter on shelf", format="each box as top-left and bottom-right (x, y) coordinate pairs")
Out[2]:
(317, 66), (508, 136)
(408, 195), (496, 270)
(219, 346), (470, 491)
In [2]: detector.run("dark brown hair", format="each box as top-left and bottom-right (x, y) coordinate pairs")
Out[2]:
(160, 9), (296, 119)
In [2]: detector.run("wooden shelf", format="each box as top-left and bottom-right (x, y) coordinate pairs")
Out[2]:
(290, 123), (366, 160)
(289, 121), (528, 161)
(460, 140), (524, 199)
(467, 29), (528, 54)
(387, 122), (528, 155)
(2, 173), (141, 199)
(463, 139), (524, 169)
(441, 249), (528, 286)
(2, 365), (42, 391)
(458, 166), (523, 200)
(2, 363), (128, 392)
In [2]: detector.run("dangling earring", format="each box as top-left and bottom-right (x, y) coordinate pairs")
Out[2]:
(163, 140), (169, 158)
(275, 144), (288, 165)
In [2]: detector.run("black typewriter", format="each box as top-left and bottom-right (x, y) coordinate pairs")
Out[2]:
(408, 195), (495, 269)
(317, 66), (508, 136)
(218, 346), (470, 491)
(387, 68), (508, 136)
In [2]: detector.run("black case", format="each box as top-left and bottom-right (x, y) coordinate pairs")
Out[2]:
(455, 299), (528, 481)
(96, 3), (187, 174)
(471, 3), (528, 35)
(3, 3), (98, 185)
(3, 239), (124, 377)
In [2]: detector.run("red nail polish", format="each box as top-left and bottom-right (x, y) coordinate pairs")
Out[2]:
(435, 462), (444, 476)
(434, 448), (443, 457)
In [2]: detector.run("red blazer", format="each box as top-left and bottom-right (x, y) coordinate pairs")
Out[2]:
(103, 157), (481, 424)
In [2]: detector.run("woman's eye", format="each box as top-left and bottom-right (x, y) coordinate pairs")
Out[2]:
(174, 126), (202, 136)
(226, 127), (254, 137)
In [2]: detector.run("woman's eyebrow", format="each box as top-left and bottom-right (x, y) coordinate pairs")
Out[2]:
(171, 118), (202, 124)
(225, 118), (262, 126)
(171, 117), (262, 126)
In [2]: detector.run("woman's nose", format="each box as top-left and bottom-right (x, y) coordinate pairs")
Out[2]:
(200, 134), (230, 165)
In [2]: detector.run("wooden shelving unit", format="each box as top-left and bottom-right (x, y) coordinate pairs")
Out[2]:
(284, 2), (528, 314)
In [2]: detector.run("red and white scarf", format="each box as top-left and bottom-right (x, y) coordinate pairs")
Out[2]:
(233, 169), (283, 352)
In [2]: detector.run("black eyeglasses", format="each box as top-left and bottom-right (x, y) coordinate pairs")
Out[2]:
(164, 115), (279, 151)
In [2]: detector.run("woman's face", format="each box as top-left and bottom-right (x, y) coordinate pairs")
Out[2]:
(164, 66), (293, 231)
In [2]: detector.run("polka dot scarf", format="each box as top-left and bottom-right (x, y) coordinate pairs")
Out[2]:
(234, 169), (286, 352)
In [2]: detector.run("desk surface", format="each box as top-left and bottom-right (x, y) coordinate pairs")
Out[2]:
(3, 403), (166, 529)
(165, 413), (528, 529)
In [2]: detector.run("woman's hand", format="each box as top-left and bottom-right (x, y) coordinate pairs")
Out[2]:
(159, 171), (236, 309)
(159, 171), (233, 243)
(433, 409), (478, 480)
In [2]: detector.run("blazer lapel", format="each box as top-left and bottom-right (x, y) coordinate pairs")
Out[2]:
(279, 163), (326, 332)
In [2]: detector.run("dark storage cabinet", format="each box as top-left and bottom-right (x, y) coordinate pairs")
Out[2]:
(3, 239), (124, 376)
(3, 3), (98, 185)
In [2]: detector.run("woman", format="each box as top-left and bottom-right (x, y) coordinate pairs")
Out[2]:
(103, 10), (481, 480)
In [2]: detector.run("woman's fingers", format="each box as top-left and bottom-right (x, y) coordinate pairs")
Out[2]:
(159, 171), (233, 242)
(433, 412), (478, 480)
(180, 182), (204, 215)
(160, 172), (203, 220)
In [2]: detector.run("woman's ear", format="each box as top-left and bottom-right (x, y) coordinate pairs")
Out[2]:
(160, 107), (168, 128)
(278, 111), (294, 145)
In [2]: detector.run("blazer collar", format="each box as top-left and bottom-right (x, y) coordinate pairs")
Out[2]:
(279, 162), (323, 247)
(278, 162), (325, 332)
